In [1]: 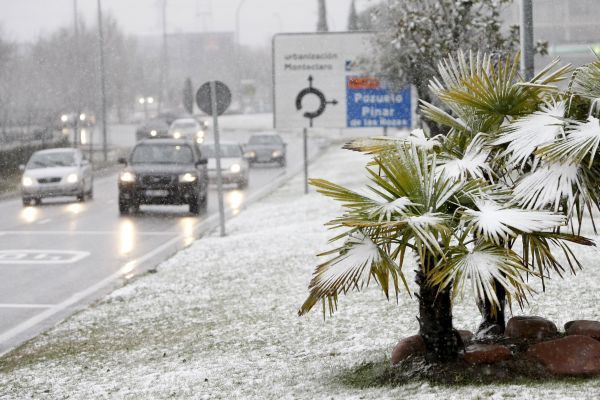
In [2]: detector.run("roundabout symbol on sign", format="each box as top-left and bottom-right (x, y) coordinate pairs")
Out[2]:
(295, 75), (338, 127)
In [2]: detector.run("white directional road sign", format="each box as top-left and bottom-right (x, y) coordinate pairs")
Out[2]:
(273, 32), (413, 130)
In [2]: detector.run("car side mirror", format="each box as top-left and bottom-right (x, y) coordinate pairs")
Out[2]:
(197, 158), (208, 166)
(18, 164), (26, 171)
(118, 157), (127, 165)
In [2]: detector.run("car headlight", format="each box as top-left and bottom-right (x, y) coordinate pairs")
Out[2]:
(22, 176), (34, 187)
(272, 150), (283, 158)
(230, 163), (241, 173)
(179, 172), (197, 183)
(244, 151), (256, 158)
(196, 137), (204, 144)
(66, 173), (78, 183)
(150, 130), (157, 137)
(120, 171), (136, 182)
(196, 130), (205, 138)
(173, 131), (181, 139)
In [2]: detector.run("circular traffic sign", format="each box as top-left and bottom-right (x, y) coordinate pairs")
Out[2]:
(196, 81), (231, 116)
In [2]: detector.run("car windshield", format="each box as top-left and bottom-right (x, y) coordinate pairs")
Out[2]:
(27, 152), (76, 169)
(248, 135), (281, 145)
(130, 144), (194, 164)
(201, 144), (241, 158)
(171, 121), (197, 130)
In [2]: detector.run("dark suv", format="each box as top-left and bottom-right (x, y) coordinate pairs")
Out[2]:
(118, 139), (208, 215)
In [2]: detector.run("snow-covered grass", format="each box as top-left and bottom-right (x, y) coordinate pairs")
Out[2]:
(1, 147), (599, 399)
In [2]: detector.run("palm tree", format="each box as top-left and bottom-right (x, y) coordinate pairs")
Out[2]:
(299, 51), (598, 362)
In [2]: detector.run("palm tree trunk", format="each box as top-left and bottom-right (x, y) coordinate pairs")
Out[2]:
(415, 261), (460, 362)
(476, 279), (506, 335)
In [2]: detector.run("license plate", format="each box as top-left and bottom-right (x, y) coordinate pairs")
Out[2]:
(145, 189), (168, 197)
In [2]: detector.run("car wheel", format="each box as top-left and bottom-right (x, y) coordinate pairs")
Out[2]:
(189, 193), (207, 215)
(237, 178), (248, 189)
(22, 197), (31, 206)
(33, 198), (42, 206)
(200, 194), (208, 212)
(279, 158), (287, 167)
(118, 201), (129, 215)
(189, 196), (200, 215)
(87, 180), (94, 199)
(131, 200), (140, 214)
(118, 193), (130, 215)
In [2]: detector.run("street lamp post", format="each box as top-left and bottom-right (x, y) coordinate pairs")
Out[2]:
(234, 0), (248, 110)
(520, 0), (535, 80)
(97, 0), (108, 162)
(160, 0), (169, 112)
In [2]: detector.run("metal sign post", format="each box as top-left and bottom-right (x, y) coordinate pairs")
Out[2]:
(303, 127), (308, 194)
(210, 82), (226, 236)
(196, 80), (232, 237)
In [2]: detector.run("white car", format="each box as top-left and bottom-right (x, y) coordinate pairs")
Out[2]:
(168, 118), (206, 144)
(20, 148), (93, 206)
(201, 142), (249, 189)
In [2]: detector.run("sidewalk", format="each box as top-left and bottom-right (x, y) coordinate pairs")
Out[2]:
(0, 146), (599, 399)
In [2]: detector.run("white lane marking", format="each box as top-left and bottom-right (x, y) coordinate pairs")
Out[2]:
(0, 250), (90, 264)
(37, 218), (52, 225)
(0, 231), (176, 236)
(0, 214), (217, 354)
(0, 304), (56, 309)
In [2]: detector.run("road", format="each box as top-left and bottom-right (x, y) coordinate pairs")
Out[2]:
(0, 127), (324, 354)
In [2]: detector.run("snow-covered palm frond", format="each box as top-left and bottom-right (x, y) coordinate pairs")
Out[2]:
(512, 162), (582, 211)
(342, 129), (440, 155)
(493, 101), (565, 169)
(429, 243), (531, 308)
(570, 56), (600, 100)
(521, 232), (595, 289)
(419, 100), (472, 134)
(366, 196), (416, 222)
(308, 179), (377, 211)
(298, 231), (404, 316)
(437, 136), (492, 181)
(538, 117), (600, 167)
(407, 212), (449, 256)
(403, 129), (440, 151)
(342, 137), (399, 154)
(462, 200), (566, 244)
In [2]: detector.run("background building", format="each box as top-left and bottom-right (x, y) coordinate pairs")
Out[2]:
(504, 0), (599, 68)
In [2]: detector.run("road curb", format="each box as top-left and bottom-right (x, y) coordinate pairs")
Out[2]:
(0, 142), (331, 357)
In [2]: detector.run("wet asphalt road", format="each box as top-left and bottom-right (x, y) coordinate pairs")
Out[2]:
(0, 129), (322, 354)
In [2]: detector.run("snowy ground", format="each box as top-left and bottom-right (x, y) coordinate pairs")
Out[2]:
(0, 146), (599, 399)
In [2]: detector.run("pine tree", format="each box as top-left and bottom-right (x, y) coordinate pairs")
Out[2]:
(316, 0), (328, 32)
(347, 0), (359, 31)
(182, 77), (194, 114)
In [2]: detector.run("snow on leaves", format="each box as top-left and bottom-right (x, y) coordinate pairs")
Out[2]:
(494, 101), (565, 169)
(462, 200), (566, 244)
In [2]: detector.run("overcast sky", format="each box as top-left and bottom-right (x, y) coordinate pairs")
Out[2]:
(0, 0), (374, 47)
